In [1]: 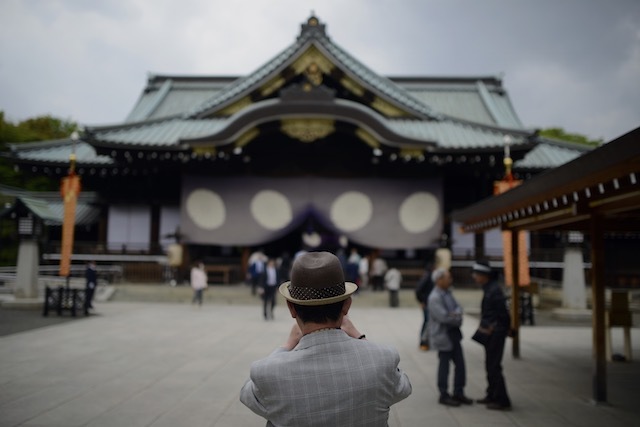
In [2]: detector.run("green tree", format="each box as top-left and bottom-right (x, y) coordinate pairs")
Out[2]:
(539, 127), (602, 147)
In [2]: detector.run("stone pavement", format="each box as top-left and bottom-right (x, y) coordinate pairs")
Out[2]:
(0, 287), (638, 427)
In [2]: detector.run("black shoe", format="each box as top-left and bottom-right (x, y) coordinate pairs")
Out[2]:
(487, 402), (511, 411)
(439, 396), (461, 407)
(476, 397), (494, 404)
(452, 395), (473, 405)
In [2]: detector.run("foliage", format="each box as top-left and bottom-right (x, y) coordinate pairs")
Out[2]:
(538, 128), (602, 147)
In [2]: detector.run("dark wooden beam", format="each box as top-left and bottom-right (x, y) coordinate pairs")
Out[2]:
(511, 230), (520, 359)
(590, 215), (607, 403)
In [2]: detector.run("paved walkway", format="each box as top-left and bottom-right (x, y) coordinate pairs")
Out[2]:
(0, 287), (638, 426)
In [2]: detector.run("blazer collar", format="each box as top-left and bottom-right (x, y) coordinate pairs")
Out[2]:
(295, 328), (350, 350)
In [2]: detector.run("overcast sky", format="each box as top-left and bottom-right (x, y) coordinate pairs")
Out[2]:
(1, 0), (638, 142)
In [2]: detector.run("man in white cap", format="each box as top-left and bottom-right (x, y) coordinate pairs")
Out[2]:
(240, 251), (412, 426)
(471, 259), (512, 410)
(428, 268), (472, 407)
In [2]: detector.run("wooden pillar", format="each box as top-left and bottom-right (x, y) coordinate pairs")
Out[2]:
(474, 232), (485, 260)
(150, 204), (161, 254)
(590, 215), (607, 403)
(510, 229), (520, 359)
(241, 247), (250, 281)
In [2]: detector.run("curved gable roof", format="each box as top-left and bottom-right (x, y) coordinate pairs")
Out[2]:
(186, 16), (438, 120)
(0, 185), (101, 226)
(8, 16), (576, 169)
(6, 139), (113, 166)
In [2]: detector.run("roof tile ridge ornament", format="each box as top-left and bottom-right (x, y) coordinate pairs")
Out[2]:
(298, 14), (328, 41)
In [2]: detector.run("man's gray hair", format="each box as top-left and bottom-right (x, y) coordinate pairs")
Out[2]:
(431, 267), (448, 283)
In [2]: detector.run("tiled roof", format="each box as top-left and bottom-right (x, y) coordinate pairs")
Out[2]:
(125, 76), (235, 122)
(9, 111), (533, 161)
(6, 139), (113, 165)
(92, 118), (226, 146)
(514, 137), (592, 170)
(8, 128), (587, 170)
(387, 119), (528, 149)
(4, 16), (593, 171)
(92, 106), (530, 150)
(186, 17), (438, 120)
(122, 17), (528, 133)
(185, 44), (301, 118)
(0, 185), (101, 225)
(396, 77), (523, 129)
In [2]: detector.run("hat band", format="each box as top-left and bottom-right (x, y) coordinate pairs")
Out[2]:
(288, 282), (346, 300)
(472, 263), (492, 273)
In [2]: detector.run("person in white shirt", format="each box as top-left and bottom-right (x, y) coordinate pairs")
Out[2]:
(190, 261), (208, 306)
(371, 256), (388, 292)
(358, 255), (369, 289)
(384, 267), (402, 307)
(263, 258), (280, 320)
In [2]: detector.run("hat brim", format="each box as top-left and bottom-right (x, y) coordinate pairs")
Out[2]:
(279, 281), (358, 306)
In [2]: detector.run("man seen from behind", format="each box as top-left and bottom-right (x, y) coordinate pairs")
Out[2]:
(240, 251), (412, 426)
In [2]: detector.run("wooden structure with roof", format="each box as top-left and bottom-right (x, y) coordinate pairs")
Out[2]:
(452, 126), (640, 403)
(3, 15), (594, 270)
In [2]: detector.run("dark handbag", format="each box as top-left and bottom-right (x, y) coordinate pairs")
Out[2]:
(448, 327), (462, 342)
(471, 328), (491, 346)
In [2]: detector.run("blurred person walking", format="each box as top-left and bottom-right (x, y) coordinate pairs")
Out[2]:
(415, 260), (434, 350)
(384, 267), (402, 307)
(263, 258), (280, 320)
(190, 261), (208, 306)
(85, 260), (98, 310)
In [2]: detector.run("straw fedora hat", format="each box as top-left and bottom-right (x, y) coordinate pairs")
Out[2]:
(279, 251), (357, 306)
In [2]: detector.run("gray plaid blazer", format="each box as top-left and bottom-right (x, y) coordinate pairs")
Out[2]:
(240, 329), (412, 426)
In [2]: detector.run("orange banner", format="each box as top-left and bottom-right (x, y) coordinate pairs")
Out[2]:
(59, 174), (81, 277)
(494, 180), (530, 286)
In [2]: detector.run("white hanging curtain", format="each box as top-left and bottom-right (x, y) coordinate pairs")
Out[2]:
(180, 176), (443, 249)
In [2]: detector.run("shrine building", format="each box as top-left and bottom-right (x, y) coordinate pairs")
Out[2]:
(3, 15), (593, 282)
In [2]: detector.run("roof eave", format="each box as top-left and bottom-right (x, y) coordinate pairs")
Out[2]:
(452, 127), (640, 232)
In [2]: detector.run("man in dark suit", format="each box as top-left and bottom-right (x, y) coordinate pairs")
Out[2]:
(85, 261), (97, 310)
(472, 259), (512, 411)
(240, 251), (412, 426)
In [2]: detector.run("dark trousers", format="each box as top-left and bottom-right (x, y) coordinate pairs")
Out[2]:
(372, 275), (384, 291)
(389, 290), (399, 307)
(85, 283), (96, 308)
(420, 305), (429, 345)
(192, 289), (203, 305)
(438, 339), (466, 397)
(263, 285), (276, 319)
(484, 332), (511, 406)
(251, 274), (264, 295)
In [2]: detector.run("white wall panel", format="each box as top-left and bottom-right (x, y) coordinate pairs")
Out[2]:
(107, 205), (151, 251)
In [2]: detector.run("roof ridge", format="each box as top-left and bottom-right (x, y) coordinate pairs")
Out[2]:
(534, 135), (596, 152)
(184, 38), (305, 119)
(126, 78), (173, 122)
(428, 113), (535, 137)
(476, 80), (502, 125)
(87, 115), (183, 133)
(7, 138), (74, 150)
(312, 33), (437, 120)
